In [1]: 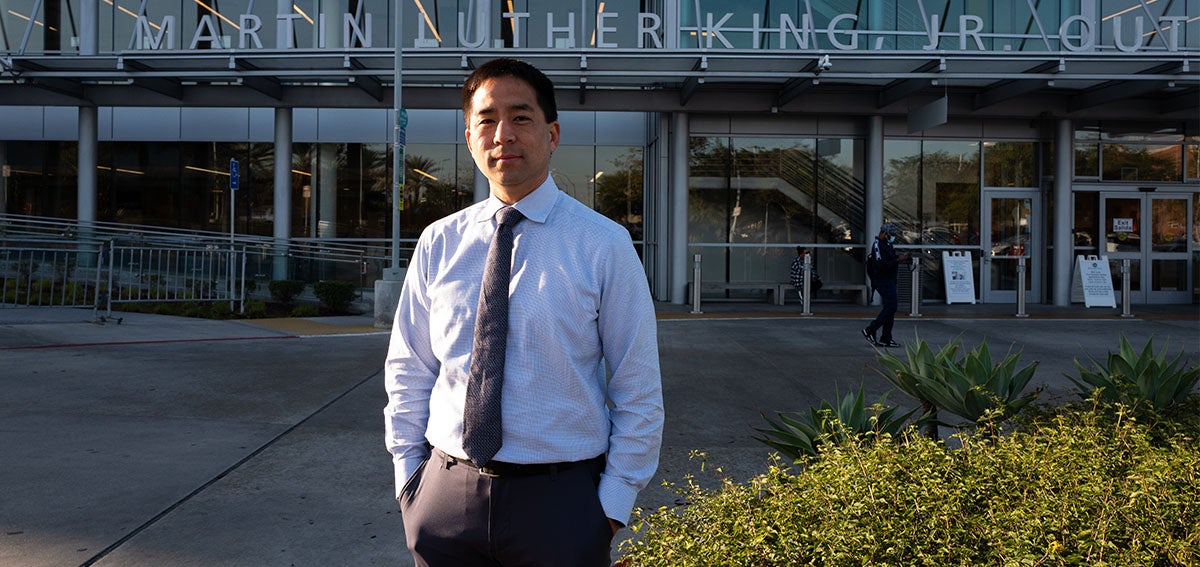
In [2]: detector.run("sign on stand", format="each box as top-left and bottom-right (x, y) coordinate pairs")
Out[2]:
(942, 251), (976, 304)
(1074, 255), (1116, 308)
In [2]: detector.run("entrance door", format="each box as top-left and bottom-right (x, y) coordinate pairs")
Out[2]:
(983, 193), (1040, 303)
(1100, 193), (1193, 304)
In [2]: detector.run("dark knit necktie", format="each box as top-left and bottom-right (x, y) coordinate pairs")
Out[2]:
(463, 206), (524, 468)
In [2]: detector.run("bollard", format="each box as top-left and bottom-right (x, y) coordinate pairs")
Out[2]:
(1120, 258), (1134, 318)
(690, 253), (703, 314)
(1015, 256), (1029, 318)
(908, 254), (922, 317)
(801, 253), (813, 316)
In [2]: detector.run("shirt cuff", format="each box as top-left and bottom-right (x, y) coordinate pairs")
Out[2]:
(394, 455), (427, 499)
(597, 473), (640, 526)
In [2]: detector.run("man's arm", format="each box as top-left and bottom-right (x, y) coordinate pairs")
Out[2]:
(383, 238), (440, 499)
(595, 236), (665, 527)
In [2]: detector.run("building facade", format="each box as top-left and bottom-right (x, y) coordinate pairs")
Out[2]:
(2, 0), (1198, 305)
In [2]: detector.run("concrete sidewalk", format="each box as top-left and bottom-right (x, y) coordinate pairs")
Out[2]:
(1, 303), (1197, 566)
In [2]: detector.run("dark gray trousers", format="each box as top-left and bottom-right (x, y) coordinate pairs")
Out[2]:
(399, 449), (613, 567)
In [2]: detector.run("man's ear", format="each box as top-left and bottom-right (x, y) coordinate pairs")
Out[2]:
(548, 121), (560, 152)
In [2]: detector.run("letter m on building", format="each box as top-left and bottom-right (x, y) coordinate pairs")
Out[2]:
(133, 16), (176, 50)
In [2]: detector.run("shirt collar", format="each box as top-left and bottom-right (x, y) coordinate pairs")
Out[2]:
(476, 176), (560, 225)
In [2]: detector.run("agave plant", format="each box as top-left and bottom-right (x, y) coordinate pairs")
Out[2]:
(1069, 336), (1200, 412)
(754, 386), (915, 461)
(873, 339), (960, 439)
(919, 341), (1041, 436)
(875, 337), (1041, 438)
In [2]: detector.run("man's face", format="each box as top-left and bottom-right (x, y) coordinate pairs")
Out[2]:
(465, 76), (560, 203)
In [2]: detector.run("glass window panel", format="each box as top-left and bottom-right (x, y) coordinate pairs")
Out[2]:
(1100, 124), (1183, 143)
(550, 146), (595, 207)
(594, 146), (645, 241)
(1109, 258), (1141, 292)
(1151, 198), (1188, 252)
(730, 137), (820, 245)
(1073, 192), (1099, 251)
(816, 138), (865, 244)
(1187, 145), (1199, 180)
(883, 139), (921, 232)
(1101, 143), (1183, 182)
(292, 142), (316, 238)
(1194, 193), (1200, 248)
(1151, 260), (1187, 292)
(984, 141), (1036, 187)
(5, 141), (76, 218)
(921, 140), (980, 246)
(1104, 197), (1141, 253)
(0, 0), (74, 54)
(1074, 143), (1099, 178)
(688, 136), (730, 244)
(404, 143), (463, 239)
(338, 143), (391, 239)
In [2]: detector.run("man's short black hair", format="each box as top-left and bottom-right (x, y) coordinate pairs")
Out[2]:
(462, 58), (558, 124)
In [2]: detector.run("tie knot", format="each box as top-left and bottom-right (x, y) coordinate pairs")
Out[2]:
(496, 207), (524, 229)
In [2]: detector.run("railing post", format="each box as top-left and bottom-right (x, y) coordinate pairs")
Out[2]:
(801, 252), (813, 316)
(106, 242), (115, 318)
(908, 254), (922, 317)
(1015, 256), (1029, 318)
(690, 253), (703, 314)
(1120, 258), (1134, 318)
(239, 246), (247, 314)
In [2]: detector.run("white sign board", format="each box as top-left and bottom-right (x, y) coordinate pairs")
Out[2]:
(942, 251), (977, 304)
(1112, 218), (1134, 232)
(1076, 255), (1116, 308)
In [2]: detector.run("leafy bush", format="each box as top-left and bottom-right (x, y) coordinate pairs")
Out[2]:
(291, 304), (320, 318)
(268, 279), (305, 305)
(1070, 336), (1200, 412)
(754, 387), (915, 460)
(313, 280), (356, 313)
(621, 406), (1200, 566)
(245, 299), (267, 318)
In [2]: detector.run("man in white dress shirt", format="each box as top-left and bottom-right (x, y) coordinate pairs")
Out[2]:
(384, 58), (664, 566)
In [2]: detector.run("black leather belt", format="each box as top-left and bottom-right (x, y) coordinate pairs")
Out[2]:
(434, 448), (604, 478)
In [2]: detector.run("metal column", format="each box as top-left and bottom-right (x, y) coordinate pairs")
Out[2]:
(669, 112), (690, 304)
(1052, 118), (1073, 306)
(273, 108), (292, 280)
(865, 116), (884, 303)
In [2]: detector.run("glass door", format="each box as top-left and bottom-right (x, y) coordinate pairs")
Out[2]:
(1100, 193), (1194, 304)
(983, 193), (1040, 303)
(1101, 195), (1143, 303)
(1147, 196), (1191, 303)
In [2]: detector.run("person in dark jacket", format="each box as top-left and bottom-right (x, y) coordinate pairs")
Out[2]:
(863, 223), (910, 348)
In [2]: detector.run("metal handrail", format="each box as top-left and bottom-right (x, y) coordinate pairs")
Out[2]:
(1, 213), (405, 268)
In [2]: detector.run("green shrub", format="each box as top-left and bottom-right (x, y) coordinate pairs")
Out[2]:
(291, 304), (320, 318)
(209, 301), (233, 319)
(268, 279), (305, 304)
(245, 299), (267, 318)
(754, 387), (915, 461)
(1070, 336), (1200, 413)
(621, 406), (1200, 566)
(313, 280), (356, 313)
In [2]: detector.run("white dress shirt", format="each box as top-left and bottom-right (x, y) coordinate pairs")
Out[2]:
(384, 177), (664, 525)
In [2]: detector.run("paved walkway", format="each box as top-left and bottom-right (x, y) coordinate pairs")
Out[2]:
(1, 302), (1196, 566)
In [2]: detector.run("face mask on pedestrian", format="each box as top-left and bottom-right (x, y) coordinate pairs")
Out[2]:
(887, 235), (896, 243)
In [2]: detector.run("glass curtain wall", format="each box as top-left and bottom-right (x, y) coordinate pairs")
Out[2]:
(1075, 123), (1194, 182)
(883, 139), (982, 302)
(689, 135), (865, 295)
(4, 139), (643, 243)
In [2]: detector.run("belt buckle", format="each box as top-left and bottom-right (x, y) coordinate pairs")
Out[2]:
(477, 465), (500, 478)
